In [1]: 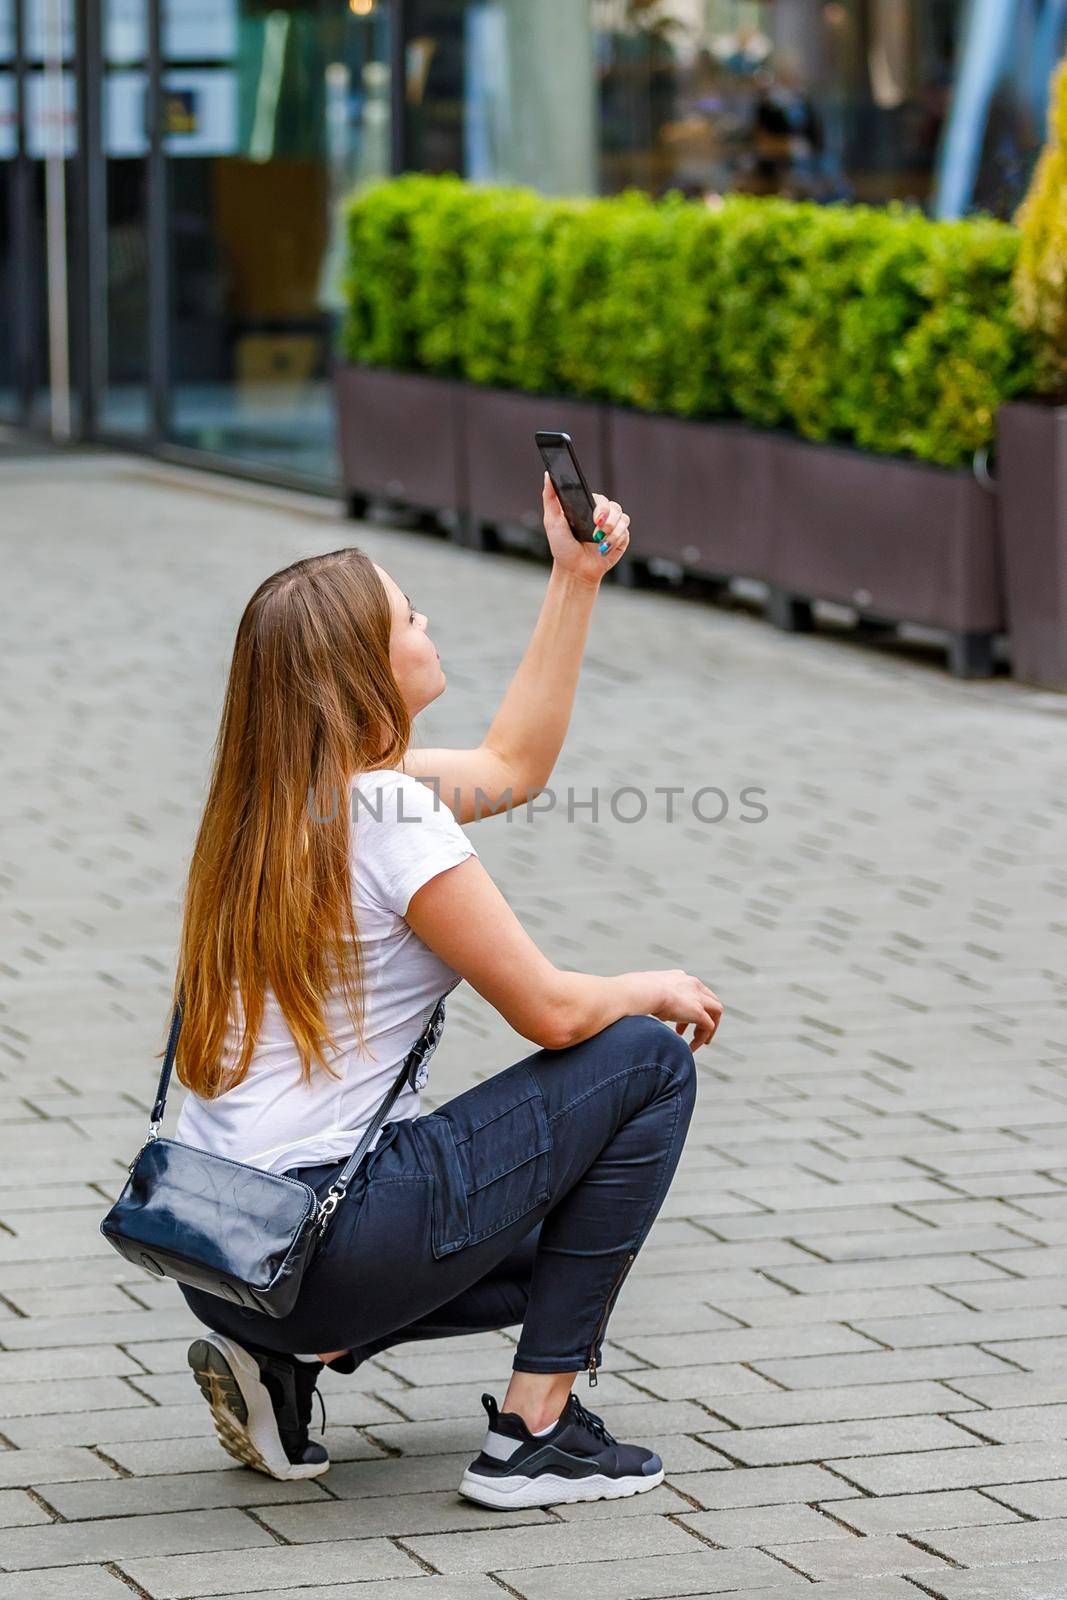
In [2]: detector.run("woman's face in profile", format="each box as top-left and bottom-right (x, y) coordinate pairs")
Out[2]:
(375, 564), (445, 716)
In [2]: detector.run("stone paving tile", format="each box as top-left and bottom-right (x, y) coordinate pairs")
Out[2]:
(491, 1549), (810, 1600)
(924, 1515), (1067, 1567)
(918, 1563), (1067, 1600)
(827, 1487), (1023, 1536)
(768, 1532), (956, 1581)
(0, 1508), (276, 1570)
(0, 1375), (151, 1417)
(215, 1584), (508, 1600)
(0, 1446), (120, 1486)
(750, 1345), (1017, 1389)
(614, 1322), (882, 1368)
(951, 1401), (1067, 1442)
(703, 1415), (978, 1467)
(947, 1371), (1067, 1408)
(978, 1478), (1067, 1519)
(677, 1502), (854, 1545)
(0, 1570), (136, 1600)
(399, 1517), (701, 1573)
(1, 1402), (239, 1448)
(4, 456), (1067, 1598)
(572, 1361), (776, 1404)
(103, 1430), (387, 1477)
(253, 1488), (559, 1540)
(667, 1463), (860, 1509)
(118, 1541), (420, 1597)
(34, 1469), (330, 1520)
(982, 1335), (1067, 1367)
(711, 1379), (982, 1429)
(826, 1441), (1067, 1496)
(0, 1489), (52, 1527)
(687, 1585), (925, 1600)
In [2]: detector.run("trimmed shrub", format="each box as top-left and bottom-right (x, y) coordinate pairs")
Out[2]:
(1013, 57), (1067, 396)
(340, 173), (1035, 468)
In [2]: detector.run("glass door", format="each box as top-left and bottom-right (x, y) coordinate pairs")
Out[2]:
(163, 0), (393, 481)
(0, 0), (78, 432)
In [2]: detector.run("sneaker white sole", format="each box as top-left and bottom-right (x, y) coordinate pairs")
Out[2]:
(187, 1334), (329, 1481)
(458, 1464), (665, 1509)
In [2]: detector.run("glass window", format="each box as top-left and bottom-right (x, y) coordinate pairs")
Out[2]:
(403, 0), (597, 194)
(591, 0), (1067, 219)
(164, 0), (392, 480)
(934, 0), (1067, 218)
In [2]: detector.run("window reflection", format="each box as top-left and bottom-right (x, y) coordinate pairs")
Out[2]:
(165, 0), (392, 479)
(593, 0), (1067, 217)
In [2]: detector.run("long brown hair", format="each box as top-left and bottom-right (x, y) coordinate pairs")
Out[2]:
(171, 547), (411, 1098)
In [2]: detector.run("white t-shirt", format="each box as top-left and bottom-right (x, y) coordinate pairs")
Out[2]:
(174, 767), (478, 1176)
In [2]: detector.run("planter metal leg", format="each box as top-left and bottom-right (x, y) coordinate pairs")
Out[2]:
(454, 515), (498, 553)
(606, 557), (651, 589)
(766, 586), (814, 633)
(947, 630), (996, 679)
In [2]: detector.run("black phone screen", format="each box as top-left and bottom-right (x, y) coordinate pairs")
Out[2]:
(536, 433), (598, 541)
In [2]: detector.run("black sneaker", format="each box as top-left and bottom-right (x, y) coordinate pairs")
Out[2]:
(187, 1333), (330, 1480)
(458, 1390), (664, 1509)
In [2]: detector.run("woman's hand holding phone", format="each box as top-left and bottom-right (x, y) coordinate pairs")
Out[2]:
(542, 472), (631, 584)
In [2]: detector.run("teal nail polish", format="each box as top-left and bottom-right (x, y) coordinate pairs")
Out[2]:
(598, 542), (609, 555)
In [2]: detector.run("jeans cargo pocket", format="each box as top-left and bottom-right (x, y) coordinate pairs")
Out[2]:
(410, 1070), (552, 1258)
(408, 1115), (471, 1258)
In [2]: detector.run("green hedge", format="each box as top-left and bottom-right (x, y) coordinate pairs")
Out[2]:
(339, 172), (1035, 469)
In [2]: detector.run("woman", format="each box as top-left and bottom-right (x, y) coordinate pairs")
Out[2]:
(172, 472), (723, 1510)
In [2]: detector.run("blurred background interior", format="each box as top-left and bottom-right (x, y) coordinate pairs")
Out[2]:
(3, 0), (1066, 488)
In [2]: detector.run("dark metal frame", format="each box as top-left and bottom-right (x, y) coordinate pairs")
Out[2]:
(76, 0), (104, 436)
(389, 0), (410, 176)
(5, 0), (34, 422)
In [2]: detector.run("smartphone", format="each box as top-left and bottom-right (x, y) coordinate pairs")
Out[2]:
(535, 430), (600, 543)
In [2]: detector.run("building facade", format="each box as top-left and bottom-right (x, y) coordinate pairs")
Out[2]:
(2, 0), (1065, 488)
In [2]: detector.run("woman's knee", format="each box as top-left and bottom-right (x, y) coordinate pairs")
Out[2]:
(605, 1013), (698, 1088)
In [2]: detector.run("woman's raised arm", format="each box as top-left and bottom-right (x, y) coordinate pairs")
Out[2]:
(402, 478), (630, 824)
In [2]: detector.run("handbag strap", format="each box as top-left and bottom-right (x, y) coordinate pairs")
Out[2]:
(146, 984), (448, 1234)
(316, 993), (447, 1234)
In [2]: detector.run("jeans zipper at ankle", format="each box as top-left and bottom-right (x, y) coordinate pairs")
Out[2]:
(586, 1250), (636, 1387)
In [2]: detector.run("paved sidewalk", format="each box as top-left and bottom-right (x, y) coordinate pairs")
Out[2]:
(2, 450), (1067, 1600)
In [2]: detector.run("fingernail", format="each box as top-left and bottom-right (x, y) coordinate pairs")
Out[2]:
(599, 542), (609, 555)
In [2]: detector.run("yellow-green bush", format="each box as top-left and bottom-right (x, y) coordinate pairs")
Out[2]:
(1014, 58), (1067, 395)
(341, 173), (1036, 468)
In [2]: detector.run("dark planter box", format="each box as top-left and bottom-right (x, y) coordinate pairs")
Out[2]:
(607, 407), (1001, 675)
(997, 399), (1067, 692)
(607, 409), (775, 578)
(766, 431), (1002, 675)
(335, 365), (466, 518)
(459, 386), (610, 549)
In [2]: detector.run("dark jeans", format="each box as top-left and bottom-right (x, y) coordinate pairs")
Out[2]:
(180, 1013), (698, 1379)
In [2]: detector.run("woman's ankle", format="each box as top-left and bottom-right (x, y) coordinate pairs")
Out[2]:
(502, 1371), (578, 1433)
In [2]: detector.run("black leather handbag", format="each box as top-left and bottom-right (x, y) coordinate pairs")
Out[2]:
(99, 988), (447, 1318)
